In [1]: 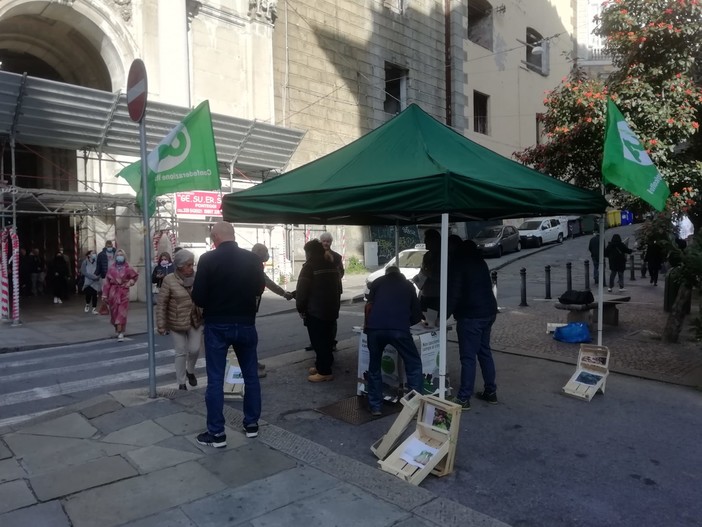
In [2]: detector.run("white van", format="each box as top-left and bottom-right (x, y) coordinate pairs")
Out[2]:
(518, 218), (564, 248)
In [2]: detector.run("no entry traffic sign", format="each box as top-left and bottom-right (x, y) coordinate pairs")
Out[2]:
(127, 59), (148, 123)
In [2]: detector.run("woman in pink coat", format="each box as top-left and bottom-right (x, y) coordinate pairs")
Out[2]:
(102, 249), (139, 341)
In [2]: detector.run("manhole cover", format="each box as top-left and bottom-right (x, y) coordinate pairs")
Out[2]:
(316, 396), (401, 425)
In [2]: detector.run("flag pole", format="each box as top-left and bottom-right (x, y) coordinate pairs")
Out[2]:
(597, 185), (605, 347)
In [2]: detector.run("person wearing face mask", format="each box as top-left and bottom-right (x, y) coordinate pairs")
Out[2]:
(50, 248), (70, 304)
(156, 249), (203, 390)
(152, 252), (175, 290)
(102, 249), (139, 342)
(96, 240), (116, 315)
(80, 250), (101, 314)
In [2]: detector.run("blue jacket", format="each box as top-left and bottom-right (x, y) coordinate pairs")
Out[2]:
(366, 272), (422, 331)
(447, 253), (497, 320)
(191, 241), (265, 325)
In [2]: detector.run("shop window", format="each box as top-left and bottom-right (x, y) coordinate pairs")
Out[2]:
(384, 63), (408, 115)
(467, 0), (493, 51)
(473, 90), (489, 135)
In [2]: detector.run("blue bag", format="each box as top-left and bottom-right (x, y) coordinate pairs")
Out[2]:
(553, 322), (592, 343)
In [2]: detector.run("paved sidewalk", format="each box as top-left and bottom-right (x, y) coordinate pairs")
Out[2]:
(0, 387), (508, 527)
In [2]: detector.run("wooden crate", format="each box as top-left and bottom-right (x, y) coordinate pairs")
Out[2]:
(562, 344), (610, 402)
(223, 351), (245, 401)
(371, 390), (423, 460)
(377, 395), (461, 485)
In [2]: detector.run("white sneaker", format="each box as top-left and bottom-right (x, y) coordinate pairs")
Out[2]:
(607, 288), (612, 293)
(117, 332), (124, 342)
(57, 298), (62, 304)
(92, 308), (98, 314)
(84, 304), (90, 313)
(53, 297), (58, 304)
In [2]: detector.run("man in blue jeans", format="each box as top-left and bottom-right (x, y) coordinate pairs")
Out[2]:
(192, 222), (265, 447)
(365, 266), (424, 416)
(447, 239), (498, 410)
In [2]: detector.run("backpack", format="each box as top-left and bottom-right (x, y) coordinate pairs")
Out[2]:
(558, 290), (595, 305)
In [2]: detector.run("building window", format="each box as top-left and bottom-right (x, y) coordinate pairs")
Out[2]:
(524, 27), (549, 76)
(383, 0), (408, 14)
(473, 90), (489, 135)
(467, 0), (493, 51)
(536, 113), (545, 145)
(384, 63), (407, 115)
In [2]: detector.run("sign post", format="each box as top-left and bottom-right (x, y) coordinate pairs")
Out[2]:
(127, 59), (157, 399)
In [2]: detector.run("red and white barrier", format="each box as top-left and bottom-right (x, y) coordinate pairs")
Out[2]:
(0, 229), (8, 320)
(10, 228), (19, 324)
(152, 230), (178, 262)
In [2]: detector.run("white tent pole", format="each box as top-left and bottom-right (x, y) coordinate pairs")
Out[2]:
(597, 212), (605, 346)
(395, 220), (400, 261)
(439, 213), (449, 399)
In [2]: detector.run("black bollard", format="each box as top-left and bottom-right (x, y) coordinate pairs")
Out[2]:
(584, 260), (590, 291)
(630, 254), (636, 281)
(544, 265), (551, 299)
(566, 262), (572, 291)
(491, 270), (498, 288)
(519, 268), (528, 307)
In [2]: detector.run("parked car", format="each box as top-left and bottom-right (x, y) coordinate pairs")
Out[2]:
(518, 218), (564, 247)
(472, 225), (521, 257)
(364, 246), (427, 295)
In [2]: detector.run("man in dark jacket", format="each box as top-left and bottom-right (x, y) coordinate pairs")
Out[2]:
(604, 234), (632, 292)
(446, 240), (499, 410)
(588, 233), (601, 285)
(296, 239), (340, 382)
(365, 266), (423, 416)
(192, 222), (265, 447)
(96, 240), (115, 279)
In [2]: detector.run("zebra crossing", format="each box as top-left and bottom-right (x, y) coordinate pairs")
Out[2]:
(0, 337), (204, 428)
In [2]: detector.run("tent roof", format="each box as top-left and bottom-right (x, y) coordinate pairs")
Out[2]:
(0, 70), (304, 175)
(221, 104), (607, 225)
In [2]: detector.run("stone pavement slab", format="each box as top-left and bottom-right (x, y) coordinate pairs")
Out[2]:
(62, 461), (227, 527)
(30, 455), (138, 501)
(21, 413), (97, 439)
(154, 411), (204, 436)
(413, 498), (511, 527)
(101, 420), (172, 446)
(118, 508), (197, 527)
(248, 483), (410, 527)
(181, 465), (341, 526)
(0, 457), (25, 483)
(0, 439), (11, 459)
(196, 442), (297, 488)
(125, 444), (202, 474)
(4, 433), (131, 474)
(0, 479), (36, 514)
(0, 500), (71, 527)
(80, 398), (124, 419)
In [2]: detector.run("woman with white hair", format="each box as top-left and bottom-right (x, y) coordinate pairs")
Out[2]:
(102, 248), (139, 342)
(156, 249), (202, 390)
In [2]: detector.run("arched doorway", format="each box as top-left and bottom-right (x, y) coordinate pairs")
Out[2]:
(0, 0), (134, 298)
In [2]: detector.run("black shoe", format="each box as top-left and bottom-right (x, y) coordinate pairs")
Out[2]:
(449, 396), (471, 411)
(244, 424), (259, 438)
(196, 431), (226, 448)
(370, 408), (382, 417)
(305, 345), (314, 351)
(475, 391), (498, 404)
(186, 373), (197, 386)
(178, 384), (187, 391)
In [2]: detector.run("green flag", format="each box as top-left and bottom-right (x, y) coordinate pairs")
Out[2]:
(118, 100), (221, 217)
(602, 98), (669, 211)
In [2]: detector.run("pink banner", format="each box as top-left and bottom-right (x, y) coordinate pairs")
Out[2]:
(175, 191), (222, 217)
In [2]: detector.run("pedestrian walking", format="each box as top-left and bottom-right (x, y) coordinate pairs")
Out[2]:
(644, 239), (665, 286)
(296, 239), (341, 382)
(50, 248), (70, 304)
(156, 249), (202, 391)
(192, 222), (265, 447)
(29, 248), (45, 296)
(447, 240), (499, 410)
(102, 249), (138, 342)
(604, 234), (632, 292)
(96, 240), (117, 315)
(364, 265), (423, 416)
(151, 251), (174, 291)
(80, 250), (101, 314)
(588, 233), (601, 285)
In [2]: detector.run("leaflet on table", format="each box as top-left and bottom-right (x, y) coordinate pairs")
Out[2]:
(399, 436), (439, 469)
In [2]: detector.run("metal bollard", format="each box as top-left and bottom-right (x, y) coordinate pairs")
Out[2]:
(519, 268), (528, 307)
(544, 265), (551, 299)
(491, 270), (498, 300)
(584, 260), (590, 291)
(629, 254), (636, 281)
(566, 262), (572, 291)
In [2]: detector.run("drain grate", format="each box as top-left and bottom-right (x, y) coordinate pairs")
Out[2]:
(316, 396), (401, 425)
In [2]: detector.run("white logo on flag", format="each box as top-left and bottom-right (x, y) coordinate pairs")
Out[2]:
(147, 123), (192, 173)
(618, 121), (653, 167)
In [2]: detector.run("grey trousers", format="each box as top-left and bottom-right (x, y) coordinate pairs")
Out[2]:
(171, 326), (203, 385)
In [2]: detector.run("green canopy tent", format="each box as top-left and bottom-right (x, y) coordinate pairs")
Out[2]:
(221, 104), (607, 225)
(222, 104), (608, 398)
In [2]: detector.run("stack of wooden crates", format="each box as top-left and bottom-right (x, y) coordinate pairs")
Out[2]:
(562, 344), (610, 401)
(371, 392), (461, 485)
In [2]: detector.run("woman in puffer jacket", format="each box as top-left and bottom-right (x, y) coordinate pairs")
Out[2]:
(156, 249), (203, 390)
